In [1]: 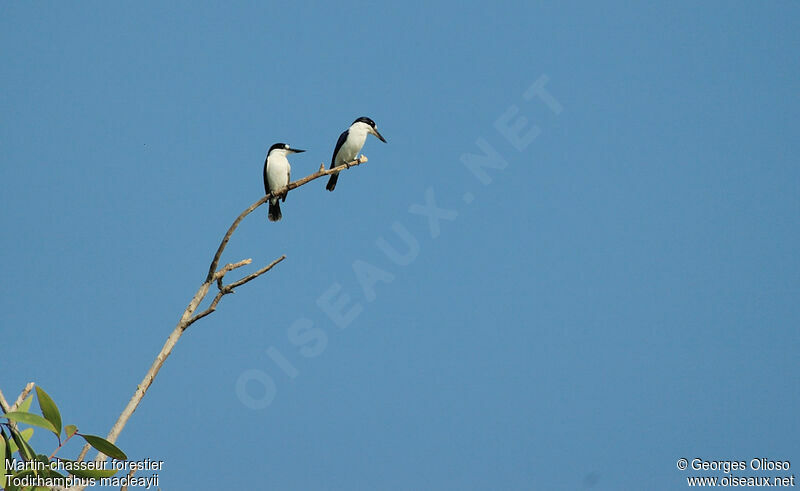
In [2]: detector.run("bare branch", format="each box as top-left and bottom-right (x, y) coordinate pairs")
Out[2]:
(225, 255), (286, 291)
(1, 382), (36, 460)
(11, 382), (35, 411)
(185, 291), (224, 328)
(215, 258), (253, 290)
(0, 382), (35, 420)
(206, 155), (367, 280)
(120, 466), (137, 491)
(0, 388), (11, 414)
(206, 198), (268, 284)
(191, 255), (285, 327)
(77, 279), (214, 463)
(214, 259), (253, 280)
(73, 155), (370, 478)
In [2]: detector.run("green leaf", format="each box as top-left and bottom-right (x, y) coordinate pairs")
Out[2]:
(6, 428), (33, 454)
(46, 468), (67, 478)
(2, 428), (13, 461)
(64, 424), (78, 438)
(1, 433), (7, 488)
(7, 468), (33, 491)
(3, 411), (58, 435)
(33, 453), (51, 477)
(80, 434), (127, 460)
(18, 394), (34, 413)
(35, 387), (62, 436)
(41, 465), (67, 481)
(9, 426), (36, 461)
(9, 469), (49, 490)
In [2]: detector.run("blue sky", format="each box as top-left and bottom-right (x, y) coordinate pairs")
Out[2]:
(1, 2), (798, 489)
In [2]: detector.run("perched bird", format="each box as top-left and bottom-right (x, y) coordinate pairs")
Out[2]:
(263, 143), (305, 221)
(325, 116), (387, 191)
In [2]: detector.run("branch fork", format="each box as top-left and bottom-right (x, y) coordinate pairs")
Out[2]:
(71, 155), (370, 476)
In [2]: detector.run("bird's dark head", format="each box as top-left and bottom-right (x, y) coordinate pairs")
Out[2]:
(352, 117), (387, 143)
(353, 116), (376, 127)
(268, 143), (306, 155)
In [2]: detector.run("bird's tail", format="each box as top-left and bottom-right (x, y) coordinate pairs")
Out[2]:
(268, 200), (282, 222)
(326, 172), (339, 191)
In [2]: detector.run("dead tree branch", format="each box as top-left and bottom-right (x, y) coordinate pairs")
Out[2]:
(206, 155), (367, 279)
(11, 383), (35, 411)
(0, 382), (35, 462)
(0, 382), (35, 425)
(0, 388), (11, 414)
(74, 156), (369, 469)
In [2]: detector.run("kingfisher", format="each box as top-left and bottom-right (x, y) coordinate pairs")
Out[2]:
(263, 143), (305, 221)
(325, 117), (387, 191)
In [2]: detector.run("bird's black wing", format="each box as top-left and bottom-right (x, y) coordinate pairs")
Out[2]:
(330, 130), (349, 169)
(263, 156), (270, 195)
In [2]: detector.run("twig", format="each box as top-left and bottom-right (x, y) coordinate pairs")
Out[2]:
(0, 383), (35, 460)
(214, 259), (253, 280)
(73, 155), (369, 472)
(11, 383), (35, 411)
(188, 255), (286, 329)
(120, 466), (137, 491)
(216, 259), (253, 290)
(49, 430), (77, 459)
(206, 155), (367, 280)
(225, 255), (286, 291)
(0, 388), (11, 414)
(0, 382), (34, 422)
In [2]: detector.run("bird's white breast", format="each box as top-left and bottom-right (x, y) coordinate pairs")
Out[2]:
(266, 153), (290, 201)
(336, 127), (368, 164)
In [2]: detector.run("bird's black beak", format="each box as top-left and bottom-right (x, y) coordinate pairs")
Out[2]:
(373, 128), (387, 143)
(290, 148), (306, 153)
